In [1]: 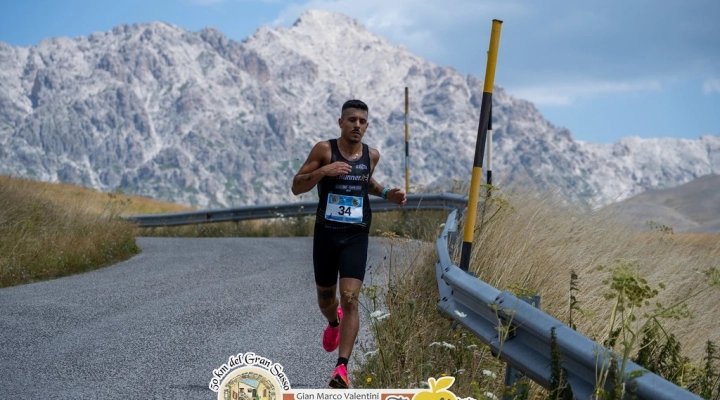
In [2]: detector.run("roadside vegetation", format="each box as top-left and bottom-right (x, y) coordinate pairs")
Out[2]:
(0, 175), (190, 287)
(353, 184), (720, 399)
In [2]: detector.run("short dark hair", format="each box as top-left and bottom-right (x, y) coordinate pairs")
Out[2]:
(341, 99), (368, 116)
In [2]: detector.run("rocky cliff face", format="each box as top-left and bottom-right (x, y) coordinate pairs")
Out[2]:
(1, 10), (718, 207)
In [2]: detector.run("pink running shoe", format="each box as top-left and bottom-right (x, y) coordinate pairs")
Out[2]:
(329, 364), (350, 389)
(322, 306), (343, 352)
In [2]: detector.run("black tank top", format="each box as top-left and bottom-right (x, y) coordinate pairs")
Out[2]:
(315, 139), (372, 231)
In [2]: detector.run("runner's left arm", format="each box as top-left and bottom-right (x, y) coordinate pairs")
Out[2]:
(367, 148), (406, 206)
(368, 178), (384, 197)
(368, 177), (407, 206)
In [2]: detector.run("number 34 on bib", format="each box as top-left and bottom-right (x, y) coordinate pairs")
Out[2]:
(325, 194), (363, 224)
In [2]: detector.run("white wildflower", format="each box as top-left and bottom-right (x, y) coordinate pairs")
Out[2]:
(441, 342), (456, 350)
(467, 344), (478, 350)
(483, 392), (499, 400)
(454, 310), (467, 318)
(429, 342), (441, 347)
(482, 370), (497, 379)
(370, 310), (391, 320)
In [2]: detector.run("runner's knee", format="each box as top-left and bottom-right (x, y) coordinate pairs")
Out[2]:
(317, 287), (336, 309)
(339, 290), (360, 311)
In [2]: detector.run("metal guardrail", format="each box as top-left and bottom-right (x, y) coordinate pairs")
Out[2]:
(435, 211), (702, 400)
(124, 193), (468, 227)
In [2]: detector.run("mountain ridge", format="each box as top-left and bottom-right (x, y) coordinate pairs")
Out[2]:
(0, 10), (718, 208)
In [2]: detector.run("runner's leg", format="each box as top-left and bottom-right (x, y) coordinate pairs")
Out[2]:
(338, 277), (362, 360)
(313, 224), (341, 322)
(336, 230), (368, 361)
(316, 284), (339, 321)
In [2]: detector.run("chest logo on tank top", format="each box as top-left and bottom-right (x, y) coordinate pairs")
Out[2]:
(331, 174), (369, 182)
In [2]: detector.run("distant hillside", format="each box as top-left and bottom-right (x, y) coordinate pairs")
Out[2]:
(605, 174), (720, 233)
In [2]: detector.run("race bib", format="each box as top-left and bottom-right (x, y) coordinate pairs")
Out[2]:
(325, 193), (363, 224)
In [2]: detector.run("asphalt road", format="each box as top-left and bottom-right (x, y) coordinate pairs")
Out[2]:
(0, 236), (406, 399)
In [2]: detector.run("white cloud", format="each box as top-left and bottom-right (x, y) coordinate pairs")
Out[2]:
(266, 0), (717, 106)
(271, 0), (527, 58)
(703, 78), (720, 95)
(508, 79), (663, 106)
(273, 0), (526, 27)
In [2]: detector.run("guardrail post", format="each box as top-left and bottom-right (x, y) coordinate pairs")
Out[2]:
(447, 210), (462, 262)
(450, 263), (478, 332)
(503, 295), (540, 400)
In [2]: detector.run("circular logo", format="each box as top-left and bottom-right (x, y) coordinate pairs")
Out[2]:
(218, 366), (282, 400)
(352, 198), (360, 207)
(331, 195), (339, 204)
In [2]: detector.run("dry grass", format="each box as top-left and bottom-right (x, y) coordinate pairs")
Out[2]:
(0, 175), (192, 287)
(1, 176), (196, 216)
(354, 232), (509, 398)
(354, 183), (720, 398)
(464, 184), (720, 361)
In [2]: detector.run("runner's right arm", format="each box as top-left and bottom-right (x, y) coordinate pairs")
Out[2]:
(292, 141), (352, 195)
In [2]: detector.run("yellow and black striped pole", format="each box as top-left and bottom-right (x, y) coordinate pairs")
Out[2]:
(487, 106), (492, 186)
(459, 19), (503, 272)
(404, 87), (410, 194)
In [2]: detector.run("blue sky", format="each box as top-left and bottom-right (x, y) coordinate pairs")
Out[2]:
(1, 0), (718, 144)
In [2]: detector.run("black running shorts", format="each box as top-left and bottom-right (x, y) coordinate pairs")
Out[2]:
(312, 223), (369, 288)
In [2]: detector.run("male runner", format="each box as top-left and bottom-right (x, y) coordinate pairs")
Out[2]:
(291, 99), (407, 388)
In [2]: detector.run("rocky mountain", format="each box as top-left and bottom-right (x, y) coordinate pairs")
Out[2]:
(1, 10), (719, 208)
